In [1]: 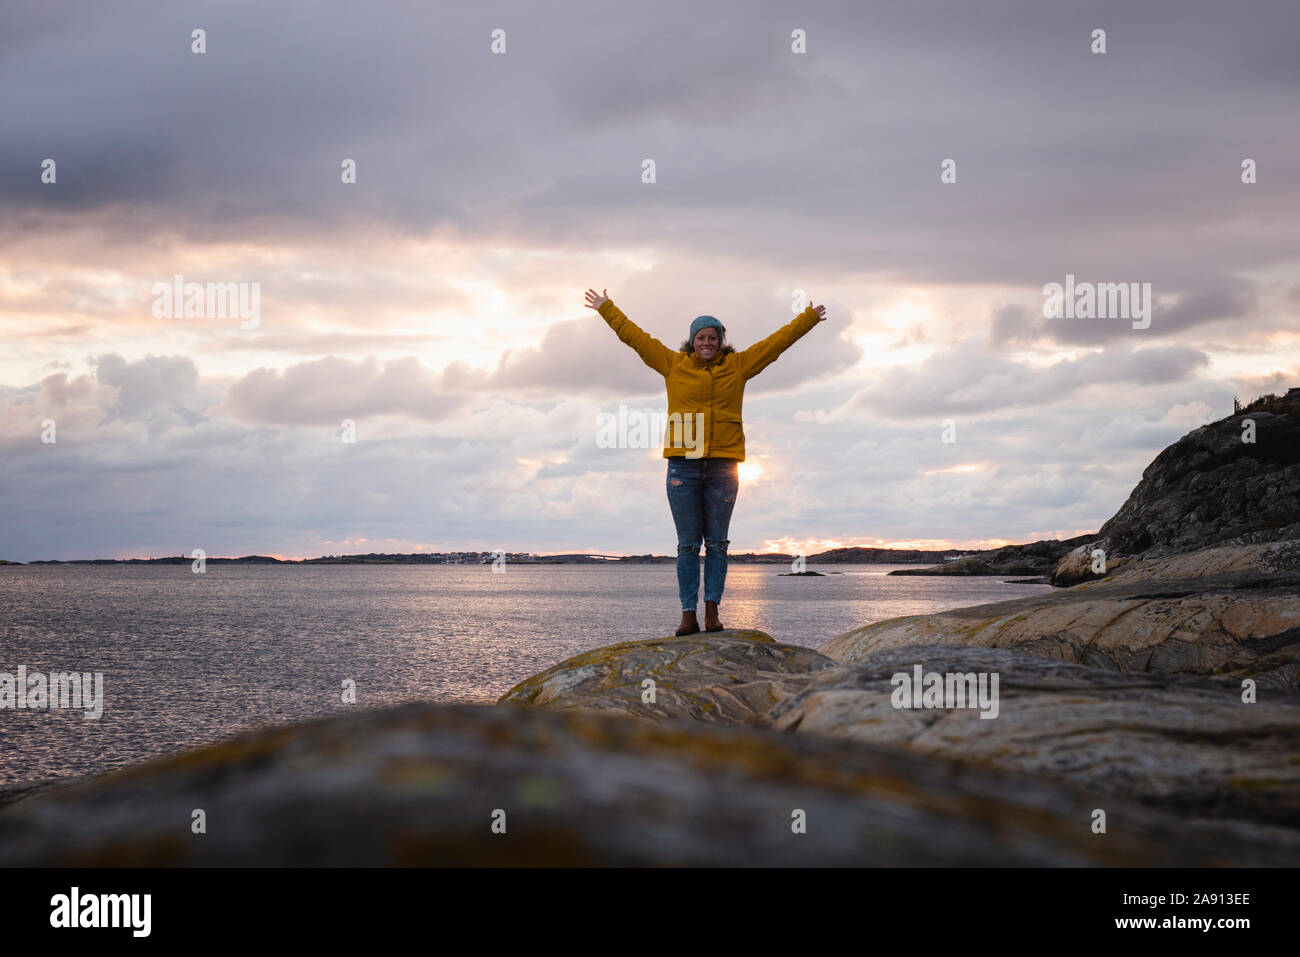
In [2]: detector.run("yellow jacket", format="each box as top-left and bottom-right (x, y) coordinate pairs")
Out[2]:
(598, 298), (822, 461)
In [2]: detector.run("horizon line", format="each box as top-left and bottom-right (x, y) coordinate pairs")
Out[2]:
(2, 539), (1081, 564)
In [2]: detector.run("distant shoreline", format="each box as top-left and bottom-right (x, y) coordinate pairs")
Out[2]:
(3, 547), (984, 566)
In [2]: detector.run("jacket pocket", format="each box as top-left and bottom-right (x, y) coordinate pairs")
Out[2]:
(713, 414), (744, 453)
(666, 410), (708, 457)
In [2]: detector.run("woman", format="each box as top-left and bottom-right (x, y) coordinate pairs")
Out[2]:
(583, 288), (827, 635)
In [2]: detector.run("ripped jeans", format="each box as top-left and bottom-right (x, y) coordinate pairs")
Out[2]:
(666, 455), (739, 611)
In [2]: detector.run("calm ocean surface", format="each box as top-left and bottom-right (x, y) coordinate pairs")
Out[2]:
(0, 563), (1049, 785)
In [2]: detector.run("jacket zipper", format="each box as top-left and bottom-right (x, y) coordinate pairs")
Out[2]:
(707, 362), (714, 456)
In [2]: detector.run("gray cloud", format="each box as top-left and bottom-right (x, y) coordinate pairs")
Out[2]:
(850, 342), (1209, 418)
(223, 354), (468, 425)
(987, 304), (1033, 348)
(1041, 274), (1260, 346)
(94, 353), (198, 419)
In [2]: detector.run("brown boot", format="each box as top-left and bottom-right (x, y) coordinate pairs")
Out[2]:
(704, 600), (723, 632)
(675, 610), (700, 636)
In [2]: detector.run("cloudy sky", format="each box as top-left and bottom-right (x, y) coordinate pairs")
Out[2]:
(1, 0), (1296, 561)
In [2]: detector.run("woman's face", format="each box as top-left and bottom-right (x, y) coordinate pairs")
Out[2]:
(693, 327), (719, 360)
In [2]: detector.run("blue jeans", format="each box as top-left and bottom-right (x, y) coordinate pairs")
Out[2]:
(666, 456), (739, 611)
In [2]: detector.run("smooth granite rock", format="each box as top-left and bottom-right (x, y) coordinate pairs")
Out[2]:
(768, 645), (1300, 830)
(824, 542), (1300, 690)
(2, 701), (1297, 866)
(1051, 538), (1128, 586)
(497, 630), (838, 724)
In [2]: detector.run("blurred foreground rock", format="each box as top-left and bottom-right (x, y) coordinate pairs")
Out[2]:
(2, 701), (1296, 866)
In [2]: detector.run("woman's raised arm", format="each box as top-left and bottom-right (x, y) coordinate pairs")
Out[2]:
(584, 287), (675, 377)
(736, 300), (827, 379)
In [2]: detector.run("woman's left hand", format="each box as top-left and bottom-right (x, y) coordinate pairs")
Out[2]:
(808, 301), (828, 321)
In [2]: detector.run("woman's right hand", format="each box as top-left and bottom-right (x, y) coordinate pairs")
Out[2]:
(584, 288), (609, 311)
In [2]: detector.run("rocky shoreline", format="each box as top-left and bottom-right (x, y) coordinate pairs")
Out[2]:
(887, 535), (1093, 578)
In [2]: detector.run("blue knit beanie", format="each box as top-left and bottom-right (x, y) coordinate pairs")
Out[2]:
(689, 315), (724, 342)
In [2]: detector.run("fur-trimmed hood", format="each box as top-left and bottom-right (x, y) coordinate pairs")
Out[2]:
(677, 340), (736, 356)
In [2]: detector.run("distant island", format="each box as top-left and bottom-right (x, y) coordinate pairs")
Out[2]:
(9, 547), (984, 566)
